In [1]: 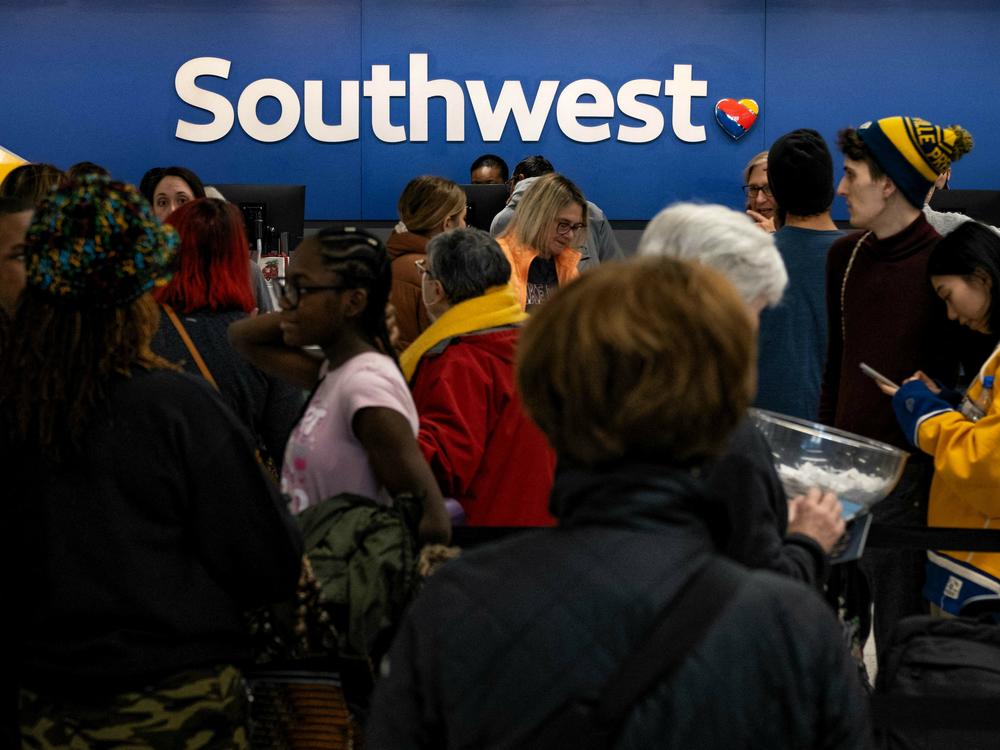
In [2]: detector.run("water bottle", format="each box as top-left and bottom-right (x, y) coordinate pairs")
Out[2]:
(960, 374), (994, 422)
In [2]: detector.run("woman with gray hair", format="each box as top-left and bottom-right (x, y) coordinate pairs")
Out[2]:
(400, 228), (557, 526)
(639, 202), (843, 588)
(638, 202), (787, 313)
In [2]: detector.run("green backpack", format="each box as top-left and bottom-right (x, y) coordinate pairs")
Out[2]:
(246, 491), (422, 682)
(298, 491), (422, 663)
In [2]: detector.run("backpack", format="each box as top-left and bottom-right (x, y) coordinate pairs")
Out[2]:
(244, 493), (422, 747)
(246, 492), (422, 670)
(298, 491), (422, 663)
(873, 612), (1000, 749)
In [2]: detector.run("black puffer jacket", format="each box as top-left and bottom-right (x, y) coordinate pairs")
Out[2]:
(368, 463), (868, 749)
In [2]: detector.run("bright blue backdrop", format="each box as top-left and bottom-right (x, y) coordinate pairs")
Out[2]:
(3, 0), (998, 220)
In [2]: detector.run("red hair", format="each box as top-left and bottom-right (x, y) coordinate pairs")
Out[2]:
(153, 198), (255, 313)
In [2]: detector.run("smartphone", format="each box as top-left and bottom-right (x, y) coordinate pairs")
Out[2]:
(830, 513), (873, 565)
(859, 362), (899, 390)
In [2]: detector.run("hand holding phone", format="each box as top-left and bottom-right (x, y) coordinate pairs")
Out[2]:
(859, 362), (899, 391)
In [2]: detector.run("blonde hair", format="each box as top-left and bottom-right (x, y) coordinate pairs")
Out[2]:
(397, 175), (466, 236)
(742, 151), (768, 184)
(517, 257), (755, 468)
(502, 173), (588, 254)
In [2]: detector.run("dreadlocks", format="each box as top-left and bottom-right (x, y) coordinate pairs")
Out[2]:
(0, 292), (173, 459)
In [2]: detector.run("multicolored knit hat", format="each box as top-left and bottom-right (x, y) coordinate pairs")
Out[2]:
(857, 116), (973, 208)
(25, 173), (178, 308)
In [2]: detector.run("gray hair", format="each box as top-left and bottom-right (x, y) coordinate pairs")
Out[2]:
(637, 203), (787, 307)
(427, 227), (511, 304)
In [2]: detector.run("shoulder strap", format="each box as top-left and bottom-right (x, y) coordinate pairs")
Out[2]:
(525, 557), (745, 748)
(594, 557), (744, 725)
(161, 304), (219, 391)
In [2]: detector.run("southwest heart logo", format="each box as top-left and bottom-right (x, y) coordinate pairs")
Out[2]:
(715, 98), (759, 140)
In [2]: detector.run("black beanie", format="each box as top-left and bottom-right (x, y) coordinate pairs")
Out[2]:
(767, 129), (834, 217)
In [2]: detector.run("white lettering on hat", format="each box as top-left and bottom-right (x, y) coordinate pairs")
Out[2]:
(943, 575), (963, 599)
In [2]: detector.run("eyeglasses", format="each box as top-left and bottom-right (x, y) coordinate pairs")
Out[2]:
(277, 277), (347, 309)
(555, 220), (586, 236)
(414, 258), (433, 278)
(742, 184), (773, 198)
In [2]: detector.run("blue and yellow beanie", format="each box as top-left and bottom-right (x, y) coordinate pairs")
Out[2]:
(25, 173), (178, 308)
(857, 116), (973, 208)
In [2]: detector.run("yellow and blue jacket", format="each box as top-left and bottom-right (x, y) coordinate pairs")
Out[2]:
(893, 344), (1000, 614)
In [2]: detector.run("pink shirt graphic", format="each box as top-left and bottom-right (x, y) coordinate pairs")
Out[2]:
(281, 352), (419, 514)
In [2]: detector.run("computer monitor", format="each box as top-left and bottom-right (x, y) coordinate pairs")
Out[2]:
(212, 183), (306, 256)
(461, 183), (509, 233)
(929, 189), (1000, 227)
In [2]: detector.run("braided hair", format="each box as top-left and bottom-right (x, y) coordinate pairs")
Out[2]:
(314, 225), (397, 363)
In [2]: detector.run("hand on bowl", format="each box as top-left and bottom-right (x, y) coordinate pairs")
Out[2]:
(788, 487), (846, 554)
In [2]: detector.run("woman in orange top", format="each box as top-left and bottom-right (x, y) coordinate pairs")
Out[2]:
(496, 173), (591, 311)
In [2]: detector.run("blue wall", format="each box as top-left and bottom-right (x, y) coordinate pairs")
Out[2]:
(3, 0), (998, 220)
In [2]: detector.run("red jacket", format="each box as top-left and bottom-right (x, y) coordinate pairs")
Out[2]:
(411, 327), (556, 526)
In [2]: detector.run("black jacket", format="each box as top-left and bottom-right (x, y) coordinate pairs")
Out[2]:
(6, 368), (303, 694)
(152, 309), (304, 465)
(368, 463), (867, 749)
(707, 419), (828, 587)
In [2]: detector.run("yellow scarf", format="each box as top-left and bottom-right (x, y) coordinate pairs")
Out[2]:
(400, 285), (527, 382)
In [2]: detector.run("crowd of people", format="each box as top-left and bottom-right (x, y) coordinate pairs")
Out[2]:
(1, 111), (997, 748)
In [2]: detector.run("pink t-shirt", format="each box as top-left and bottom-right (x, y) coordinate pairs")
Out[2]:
(281, 351), (419, 514)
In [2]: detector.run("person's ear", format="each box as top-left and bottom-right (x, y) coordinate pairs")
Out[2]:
(423, 278), (446, 308)
(342, 287), (369, 318)
(881, 175), (897, 200)
(974, 268), (993, 290)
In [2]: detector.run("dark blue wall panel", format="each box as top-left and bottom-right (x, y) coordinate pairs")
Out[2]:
(2, 0), (997, 220)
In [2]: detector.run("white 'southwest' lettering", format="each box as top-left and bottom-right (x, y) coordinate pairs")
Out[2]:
(466, 79), (559, 142)
(174, 57), (234, 142)
(238, 79), (300, 142)
(174, 53), (709, 145)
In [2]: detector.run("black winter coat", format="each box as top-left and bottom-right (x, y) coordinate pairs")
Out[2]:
(707, 419), (828, 587)
(6, 369), (304, 693)
(368, 463), (867, 749)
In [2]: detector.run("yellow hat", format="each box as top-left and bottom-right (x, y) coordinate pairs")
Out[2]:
(857, 117), (973, 208)
(0, 145), (28, 186)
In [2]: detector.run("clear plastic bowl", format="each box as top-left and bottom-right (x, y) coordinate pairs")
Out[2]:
(748, 408), (909, 518)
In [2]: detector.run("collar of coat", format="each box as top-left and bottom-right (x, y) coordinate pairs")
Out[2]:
(399, 284), (526, 381)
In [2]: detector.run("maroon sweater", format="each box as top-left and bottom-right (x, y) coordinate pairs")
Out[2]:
(818, 214), (959, 449)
